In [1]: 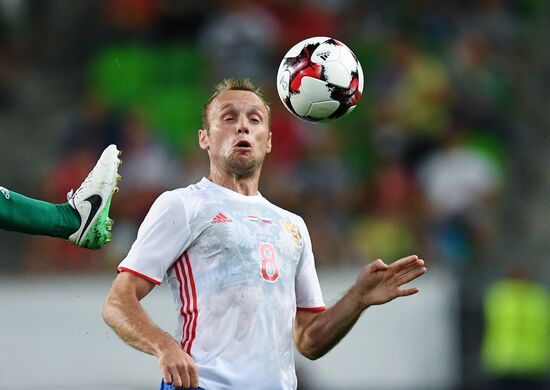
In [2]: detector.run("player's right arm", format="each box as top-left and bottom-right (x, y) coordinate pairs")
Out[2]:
(103, 271), (199, 388)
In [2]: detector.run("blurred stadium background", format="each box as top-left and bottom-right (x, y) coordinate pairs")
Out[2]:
(0, 1), (549, 389)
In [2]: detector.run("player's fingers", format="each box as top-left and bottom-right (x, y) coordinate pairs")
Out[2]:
(399, 266), (427, 285)
(171, 367), (185, 388)
(189, 361), (200, 388)
(176, 367), (195, 388)
(160, 367), (173, 387)
(398, 286), (420, 297)
(370, 259), (388, 272)
(391, 255), (419, 273)
(396, 258), (425, 278)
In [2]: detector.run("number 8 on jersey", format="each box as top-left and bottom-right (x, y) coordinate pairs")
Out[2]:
(260, 242), (280, 282)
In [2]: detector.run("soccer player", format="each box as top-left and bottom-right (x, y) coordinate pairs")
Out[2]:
(0, 144), (121, 249)
(102, 79), (427, 389)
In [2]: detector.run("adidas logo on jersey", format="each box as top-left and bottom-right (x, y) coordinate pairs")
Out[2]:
(212, 212), (232, 224)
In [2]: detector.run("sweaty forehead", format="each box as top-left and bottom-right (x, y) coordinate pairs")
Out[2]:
(210, 90), (268, 116)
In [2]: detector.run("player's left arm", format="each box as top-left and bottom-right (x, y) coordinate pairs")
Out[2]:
(293, 255), (426, 360)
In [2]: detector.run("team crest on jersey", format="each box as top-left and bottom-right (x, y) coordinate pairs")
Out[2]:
(281, 220), (303, 247)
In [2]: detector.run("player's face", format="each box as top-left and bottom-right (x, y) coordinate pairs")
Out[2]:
(199, 90), (272, 178)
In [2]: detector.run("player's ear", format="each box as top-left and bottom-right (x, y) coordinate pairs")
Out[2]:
(266, 131), (272, 153)
(198, 129), (209, 150)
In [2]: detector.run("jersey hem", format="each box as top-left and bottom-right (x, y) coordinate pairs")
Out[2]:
(117, 266), (161, 285)
(297, 306), (326, 312)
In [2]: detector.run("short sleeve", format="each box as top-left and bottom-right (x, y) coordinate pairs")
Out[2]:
(295, 218), (325, 311)
(118, 190), (191, 284)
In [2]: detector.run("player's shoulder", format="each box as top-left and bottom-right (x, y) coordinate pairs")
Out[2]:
(161, 179), (209, 204)
(160, 177), (227, 210)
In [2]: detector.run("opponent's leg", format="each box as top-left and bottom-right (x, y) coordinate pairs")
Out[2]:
(0, 187), (80, 238)
(0, 144), (121, 249)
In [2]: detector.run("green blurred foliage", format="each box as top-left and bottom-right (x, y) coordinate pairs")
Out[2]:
(89, 43), (211, 151)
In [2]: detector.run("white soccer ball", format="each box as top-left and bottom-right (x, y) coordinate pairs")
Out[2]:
(276, 36), (364, 122)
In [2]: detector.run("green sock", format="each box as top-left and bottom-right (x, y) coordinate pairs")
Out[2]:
(0, 186), (81, 239)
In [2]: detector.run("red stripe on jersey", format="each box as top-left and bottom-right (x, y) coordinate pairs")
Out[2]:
(178, 258), (195, 349)
(184, 251), (198, 354)
(297, 306), (326, 312)
(180, 258), (194, 352)
(174, 260), (190, 350)
(117, 266), (161, 285)
(175, 253), (198, 355)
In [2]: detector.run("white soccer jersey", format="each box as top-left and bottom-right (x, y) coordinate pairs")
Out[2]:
(118, 178), (325, 390)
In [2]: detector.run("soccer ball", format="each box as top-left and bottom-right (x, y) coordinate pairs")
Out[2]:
(276, 36), (364, 122)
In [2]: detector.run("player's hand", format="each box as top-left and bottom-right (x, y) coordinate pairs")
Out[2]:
(353, 255), (426, 308)
(158, 341), (199, 388)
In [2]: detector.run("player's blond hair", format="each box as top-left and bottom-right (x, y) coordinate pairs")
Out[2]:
(202, 79), (271, 131)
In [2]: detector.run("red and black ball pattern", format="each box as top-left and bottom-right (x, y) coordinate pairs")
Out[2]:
(279, 38), (362, 122)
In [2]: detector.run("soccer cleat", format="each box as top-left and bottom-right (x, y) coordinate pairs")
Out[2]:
(67, 144), (122, 249)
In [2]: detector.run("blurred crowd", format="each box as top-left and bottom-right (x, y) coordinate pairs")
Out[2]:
(1, 0), (549, 387)
(1, 0), (530, 270)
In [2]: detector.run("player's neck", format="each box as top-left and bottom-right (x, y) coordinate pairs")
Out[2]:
(207, 170), (260, 196)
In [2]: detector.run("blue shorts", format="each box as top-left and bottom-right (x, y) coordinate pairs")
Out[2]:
(159, 378), (204, 390)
